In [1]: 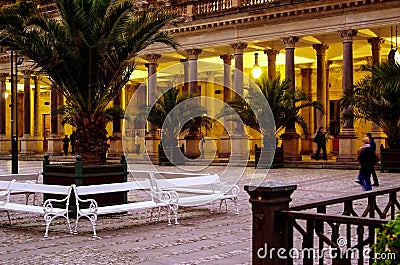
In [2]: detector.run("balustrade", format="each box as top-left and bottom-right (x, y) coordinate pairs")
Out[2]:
(245, 183), (400, 264)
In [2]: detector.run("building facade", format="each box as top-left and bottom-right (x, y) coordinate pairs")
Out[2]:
(0, 0), (399, 161)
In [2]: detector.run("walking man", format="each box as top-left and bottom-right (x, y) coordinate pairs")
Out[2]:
(366, 132), (379, 186)
(62, 135), (70, 156)
(313, 127), (327, 160)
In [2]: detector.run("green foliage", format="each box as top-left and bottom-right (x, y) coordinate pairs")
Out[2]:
(218, 74), (324, 143)
(145, 88), (212, 148)
(373, 212), (400, 264)
(342, 61), (400, 148)
(0, 0), (178, 163)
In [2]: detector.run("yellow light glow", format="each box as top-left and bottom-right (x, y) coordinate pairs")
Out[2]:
(252, 66), (262, 78)
(3, 91), (8, 99)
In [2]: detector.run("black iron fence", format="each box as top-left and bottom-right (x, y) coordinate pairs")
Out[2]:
(245, 183), (400, 265)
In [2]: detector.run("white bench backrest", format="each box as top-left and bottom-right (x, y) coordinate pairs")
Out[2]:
(9, 181), (71, 195)
(151, 173), (221, 189)
(73, 180), (150, 196)
(0, 172), (40, 182)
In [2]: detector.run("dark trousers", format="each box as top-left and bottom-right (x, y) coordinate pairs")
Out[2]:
(359, 167), (372, 191)
(315, 144), (327, 160)
(371, 167), (379, 185)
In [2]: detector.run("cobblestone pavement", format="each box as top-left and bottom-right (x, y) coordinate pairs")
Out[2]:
(0, 160), (399, 265)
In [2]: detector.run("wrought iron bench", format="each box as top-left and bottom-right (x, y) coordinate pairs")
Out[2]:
(148, 171), (240, 215)
(71, 180), (179, 238)
(0, 179), (73, 238)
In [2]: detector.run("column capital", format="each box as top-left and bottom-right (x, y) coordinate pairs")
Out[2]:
(281, 36), (299, 48)
(312, 43), (329, 55)
(326, 60), (333, 68)
(22, 70), (33, 77)
(186, 49), (202, 60)
(231, 42), (248, 54)
(367, 37), (385, 49)
(264, 49), (279, 58)
(220, 54), (234, 65)
(338, 29), (358, 42)
(145, 53), (161, 64)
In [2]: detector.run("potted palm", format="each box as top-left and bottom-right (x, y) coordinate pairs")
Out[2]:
(219, 74), (324, 168)
(0, 0), (178, 205)
(145, 87), (212, 165)
(342, 60), (400, 172)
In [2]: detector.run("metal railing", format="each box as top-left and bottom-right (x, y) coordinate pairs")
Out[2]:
(245, 183), (400, 265)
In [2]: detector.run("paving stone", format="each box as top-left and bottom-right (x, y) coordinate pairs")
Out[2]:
(0, 160), (399, 264)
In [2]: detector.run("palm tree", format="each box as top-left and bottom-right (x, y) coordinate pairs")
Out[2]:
(0, 0), (178, 164)
(146, 87), (212, 149)
(219, 74), (324, 146)
(342, 61), (400, 148)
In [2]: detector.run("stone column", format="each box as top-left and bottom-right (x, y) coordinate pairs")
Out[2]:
(230, 42), (249, 162)
(185, 49), (203, 159)
(280, 36), (301, 161)
(20, 71), (36, 155)
(144, 53), (161, 162)
(108, 90), (123, 158)
(46, 83), (63, 155)
(231, 42), (247, 97)
(368, 37), (386, 153)
(244, 183), (297, 265)
(187, 49), (202, 96)
(336, 29), (358, 162)
(0, 73), (10, 155)
(300, 68), (313, 155)
(312, 44), (329, 130)
(32, 75), (43, 153)
(219, 54), (234, 158)
(181, 59), (189, 93)
(264, 49), (279, 80)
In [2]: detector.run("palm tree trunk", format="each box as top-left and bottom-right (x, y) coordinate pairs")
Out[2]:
(74, 112), (109, 164)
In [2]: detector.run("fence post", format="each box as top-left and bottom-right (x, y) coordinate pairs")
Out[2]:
(244, 182), (297, 265)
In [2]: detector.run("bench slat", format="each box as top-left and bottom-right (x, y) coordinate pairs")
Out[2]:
(74, 180), (149, 195)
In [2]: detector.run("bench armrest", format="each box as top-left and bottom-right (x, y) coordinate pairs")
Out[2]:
(220, 183), (240, 196)
(0, 179), (16, 203)
(166, 190), (179, 204)
(43, 191), (72, 213)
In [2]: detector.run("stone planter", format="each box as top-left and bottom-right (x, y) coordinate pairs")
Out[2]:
(380, 146), (400, 172)
(42, 154), (128, 211)
(254, 144), (284, 169)
(158, 144), (185, 166)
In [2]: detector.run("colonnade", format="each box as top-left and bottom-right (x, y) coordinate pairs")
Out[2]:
(0, 28), (387, 161)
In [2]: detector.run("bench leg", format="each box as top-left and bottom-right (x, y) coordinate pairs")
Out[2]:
(43, 212), (72, 238)
(169, 204), (179, 225)
(74, 214), (98, 238)
(6, 210), (11, 225)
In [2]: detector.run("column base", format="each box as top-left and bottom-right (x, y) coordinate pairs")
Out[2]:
(0, 134), (11, 155)
(20, 135), (36, 156)
(336, 128), (358, 162)
(46, 135), (63, 156)
(280, 129), (302, 161)
(229, 134), (249, 162)
(218, 133), (231, 158)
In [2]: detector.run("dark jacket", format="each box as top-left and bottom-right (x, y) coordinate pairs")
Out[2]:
(358, 146), (377, 169)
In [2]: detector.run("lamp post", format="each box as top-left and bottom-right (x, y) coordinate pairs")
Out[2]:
(10, 51), (24, 174)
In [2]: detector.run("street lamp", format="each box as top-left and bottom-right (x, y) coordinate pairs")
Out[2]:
(10, 50), (24, 174)
(251, 53), (262, 79)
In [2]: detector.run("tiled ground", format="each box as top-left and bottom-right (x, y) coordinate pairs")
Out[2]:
(0, 160), (399, 265)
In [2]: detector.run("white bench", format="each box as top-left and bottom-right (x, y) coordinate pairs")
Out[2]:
(0, 172), (41, 204)
(0, 179), (73, 238)
(148, 171), (240, 215)
(72, 180), (179, 238)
